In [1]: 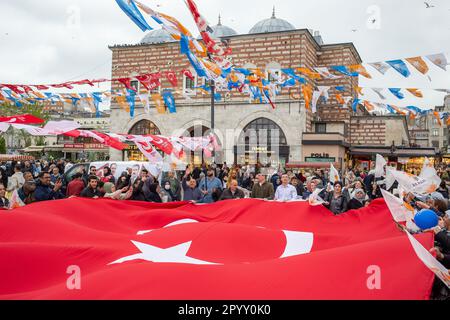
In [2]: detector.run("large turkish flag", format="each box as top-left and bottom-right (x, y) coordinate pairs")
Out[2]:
(0, 198), (434, 299)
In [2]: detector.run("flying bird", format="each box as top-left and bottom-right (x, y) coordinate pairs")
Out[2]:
(351, 29), (358, 32)
(424, 2), (435, 8)
(371, 19), (377, 24)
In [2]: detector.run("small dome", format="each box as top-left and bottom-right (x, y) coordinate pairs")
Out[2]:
(140, 29), (174, 44)
(249, 7), (295, 34)
(211, 15), (238, 38)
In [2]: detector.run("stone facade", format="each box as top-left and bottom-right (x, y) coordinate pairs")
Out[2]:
(108, 28), (363, 164)
(349, 116), (410, 147)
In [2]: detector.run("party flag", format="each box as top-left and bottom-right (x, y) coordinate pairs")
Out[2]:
(162, 90), (176, 113)
(371, 88), (386, 100)
(330, 66), (358, 77)
(301, 84), (313, 110)
(115, 0), (153, 32)
(126, 89), (136, 118)
(139, 92), (151, 114)
(297, 67), (321, 80)
(386, 60), (411, 78)
(152, 93), (166, 114)
(406, 88), (423, 98)
(335, 93), (345, 105)
(388, 88), (405, 99)
(363, 101), (375, 112)
(433, 111), (442, 126)
(329, 163), (340, 184)
(368, 62), (390, 75)
(91, 92), (103, 118)
(351, 99), (361, 113)
(426, 53), (448, 71)
(348, 65), (372, 79)
(405, 57), (429, 75)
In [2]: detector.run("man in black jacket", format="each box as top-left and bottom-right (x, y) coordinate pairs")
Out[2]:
(34, 172), (65, 202)
(80, 176), (104, 199)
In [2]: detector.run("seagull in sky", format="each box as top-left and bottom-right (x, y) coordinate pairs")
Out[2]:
(424, 2), (435, 8)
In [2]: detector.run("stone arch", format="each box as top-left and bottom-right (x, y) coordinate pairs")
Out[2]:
(234, 111), (292, 146)
(234, 113), (291, 166)
(122, 114), (166, 136)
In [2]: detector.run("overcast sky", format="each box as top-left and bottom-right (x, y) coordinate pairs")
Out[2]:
(0, 0), (449, 109)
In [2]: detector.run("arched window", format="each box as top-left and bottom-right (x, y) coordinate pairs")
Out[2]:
(126, 120), (162, 161)
(236, 118), (288, 166)
(128, 120), (161, 135)
(238, 118), (287, 146)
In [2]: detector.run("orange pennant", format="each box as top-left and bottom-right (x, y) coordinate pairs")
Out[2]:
(297, 67), (321, 80)
(335, 93), (345, 105)
(406, 88), (423, 98)
(348, 65), (372, 79)
(363, 101), (375, 112)
(405, 57), (429, 75)
(152, 93), (166, 114)
(115, 95), (130, 112)
(433, 112), (442, 126)
(301, 84), (313, 110)
(355, 86), (363, 96)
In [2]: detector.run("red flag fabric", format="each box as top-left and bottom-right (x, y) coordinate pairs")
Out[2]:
(71, 79), (95, 87)
(0, 114), (45, 124)
(50, 82), (74, 90)
(182, 69), (195, 81)
(1, 84), (24, 94)
(165, 71), (178, 87)
(33, 85), (50, 90)
(135, 73), (161, 91)
(117, 78), (136, 91)
(145, 134), (174, 155)
(0, 198), (435, 300)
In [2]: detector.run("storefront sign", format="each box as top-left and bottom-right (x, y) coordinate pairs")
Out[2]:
(305, 157), (336, 163)
(64, 144), (108, 150)
(248, 146), (275, 154)
(310, 153), (331, 158)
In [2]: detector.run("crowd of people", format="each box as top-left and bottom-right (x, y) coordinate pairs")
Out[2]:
(0, 159), (449, 214)
(0, 158), (449, 298)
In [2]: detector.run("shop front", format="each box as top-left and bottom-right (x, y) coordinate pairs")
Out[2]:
(290, 133), (348, 173)
(350, 146), (438, 172)
(63, 143), (110, 161)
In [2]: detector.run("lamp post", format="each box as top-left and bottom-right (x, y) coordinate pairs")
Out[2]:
(390, 140), (398, 169)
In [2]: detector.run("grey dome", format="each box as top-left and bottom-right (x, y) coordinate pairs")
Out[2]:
(211, 24), (238, 38)
(211, 15), (238, 38)
(249, 8), (295, 34)
(141, 29), (174, 44)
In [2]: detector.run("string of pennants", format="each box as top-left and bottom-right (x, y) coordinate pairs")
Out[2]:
(0, 116), (221, 164)
(1, 0), (449, 118)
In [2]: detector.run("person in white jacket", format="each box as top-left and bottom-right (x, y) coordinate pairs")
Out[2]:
(7, 165), (25, 193)
(103, 182), (133, 200)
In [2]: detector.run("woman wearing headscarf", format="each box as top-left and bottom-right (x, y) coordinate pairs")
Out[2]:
(103, 182), (132, 200)
(348, 188), (369, 210)
(115, 172), (130, 190)
(145, 183), (162, 203)
(160, 180), (176, 202)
